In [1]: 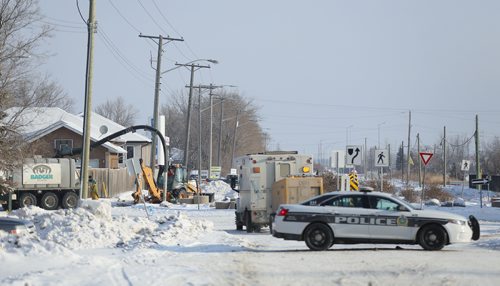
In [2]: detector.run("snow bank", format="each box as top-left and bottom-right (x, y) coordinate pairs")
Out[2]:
(201, 180), (238, 202)
(1, 201), (213, 256)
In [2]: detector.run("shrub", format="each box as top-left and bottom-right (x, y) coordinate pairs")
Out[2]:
(321, 171), (337, 193)
(400, 187), (419, 203)
(364, 179), (396, 194)
(424, 183), (453, 202)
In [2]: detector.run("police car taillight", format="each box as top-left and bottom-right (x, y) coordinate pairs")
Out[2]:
(277, 208), (288, 216)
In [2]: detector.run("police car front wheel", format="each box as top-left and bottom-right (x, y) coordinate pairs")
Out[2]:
(418, 224), (448, 251)
(304, 223), (334, 251)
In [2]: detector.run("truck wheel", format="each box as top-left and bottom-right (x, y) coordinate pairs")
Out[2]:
(62, 192), (79, 209)
(40, 192), (59, 210)
(245, 210), (253, 233)
(235, 212), (243, 230)
(19, 193), (37, 208)
(304, 223), (333, 251)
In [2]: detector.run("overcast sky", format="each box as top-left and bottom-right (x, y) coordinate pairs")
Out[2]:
(38, 1), (500, 161)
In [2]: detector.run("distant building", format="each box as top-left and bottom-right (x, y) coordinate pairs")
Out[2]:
(4, 107), (152, 168)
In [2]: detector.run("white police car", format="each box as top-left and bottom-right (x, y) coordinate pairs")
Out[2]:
(272, 190), (480, 251)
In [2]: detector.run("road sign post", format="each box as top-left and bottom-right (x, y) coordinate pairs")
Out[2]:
(461, 160), (471, 199)
(472, 177), (490, 209)
(375, 149), (389, 193)
(346, 145), (363, 167)
(419, 152), (434, 209)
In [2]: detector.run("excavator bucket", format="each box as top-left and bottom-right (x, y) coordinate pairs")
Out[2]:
(138, 160), (163, 203)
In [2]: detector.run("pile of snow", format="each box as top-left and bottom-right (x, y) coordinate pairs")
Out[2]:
(201, 180), (238, 202)
(1, 200), (213, 256)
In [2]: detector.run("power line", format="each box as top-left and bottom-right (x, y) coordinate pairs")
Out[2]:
(97, 26), (153, 84)
(108, 0), (141, 33)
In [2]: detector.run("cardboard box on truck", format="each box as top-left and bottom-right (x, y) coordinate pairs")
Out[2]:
(271, 177), (323, 213)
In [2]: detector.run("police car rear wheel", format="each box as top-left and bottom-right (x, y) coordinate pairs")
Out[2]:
(304, 223), (333, 251)
(418, 224), (447, 251)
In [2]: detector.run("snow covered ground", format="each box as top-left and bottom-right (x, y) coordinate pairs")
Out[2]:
(1, 185), (500, 286)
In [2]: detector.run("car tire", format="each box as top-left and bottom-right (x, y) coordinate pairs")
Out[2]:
(61, 192), (79, 209)
(469, 215), (480, 241)
(19, 193), (37, 208)
(304, 223), (334, 251)
(40, 192), (59, 210)
(418, 224), (447, 251)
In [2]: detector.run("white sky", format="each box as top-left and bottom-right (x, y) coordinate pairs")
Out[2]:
(37, 1), (500, 159)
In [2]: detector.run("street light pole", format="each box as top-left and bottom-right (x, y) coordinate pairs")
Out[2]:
(139, 34), (184, 169)
(378, 122), (386, 149)
(231, 111), (240, 168)
(176, 61), (216, 168)
(184, 64), (196, 169)
(217, 98), (224, 166)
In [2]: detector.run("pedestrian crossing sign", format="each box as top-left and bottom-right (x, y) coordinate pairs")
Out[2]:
(374, 149), (389, 167)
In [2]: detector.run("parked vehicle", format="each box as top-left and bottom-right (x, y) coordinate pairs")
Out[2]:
(0, 158), (80, 210)
(233, 151), (323, 232)
(0, 217), (36, 237)
(272, 190), (480, 251)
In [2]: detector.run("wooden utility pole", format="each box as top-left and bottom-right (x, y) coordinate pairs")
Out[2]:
(406, 110), (411, 185)
(475, 115), (482, 207)
(80, 0), (96, 200)
(176, 63), (212, 168)
(443, 126), (447, 187)
(401, 141), (404, 182)
(417, 134), (421, 186)
(139, 34), (184, 169)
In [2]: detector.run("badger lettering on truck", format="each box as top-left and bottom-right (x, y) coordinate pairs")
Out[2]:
(0, 158), (80, 210)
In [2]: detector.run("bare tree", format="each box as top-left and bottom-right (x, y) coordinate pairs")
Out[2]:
(0, 0), (72, 175)
(161, 89), (266, 173)
(94, 96), (138, 126)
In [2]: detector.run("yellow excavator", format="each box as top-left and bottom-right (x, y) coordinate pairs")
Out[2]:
(132, 159), (163, 203)
(132, 160), (200, 204)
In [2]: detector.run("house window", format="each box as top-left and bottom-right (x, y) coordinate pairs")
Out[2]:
(127, 146), (134, 159)
(54, 139), (73, 152)
(119, 146), (135, 164)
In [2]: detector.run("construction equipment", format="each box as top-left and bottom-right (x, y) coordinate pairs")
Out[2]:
(233, 151), (324, 232)
(131, 162), (201, 204)
(166, 164), (199, 199)
(0, 158), (80, 210)
(132, 159), (162, 203)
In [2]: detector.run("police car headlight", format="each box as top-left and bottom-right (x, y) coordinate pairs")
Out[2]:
(448, 219), (466, 225)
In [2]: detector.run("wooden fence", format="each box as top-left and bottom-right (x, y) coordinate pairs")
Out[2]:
(88, 168), (135, 198)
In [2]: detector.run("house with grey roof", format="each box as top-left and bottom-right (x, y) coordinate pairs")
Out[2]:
(4, 107), (152, 168)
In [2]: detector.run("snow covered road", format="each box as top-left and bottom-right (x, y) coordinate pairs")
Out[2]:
(1, 200), (500, 286)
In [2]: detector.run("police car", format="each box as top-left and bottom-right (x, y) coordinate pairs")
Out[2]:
(272, 190), (480, 251)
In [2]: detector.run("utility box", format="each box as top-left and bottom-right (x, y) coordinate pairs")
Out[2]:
(271, 177), (323, 213)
